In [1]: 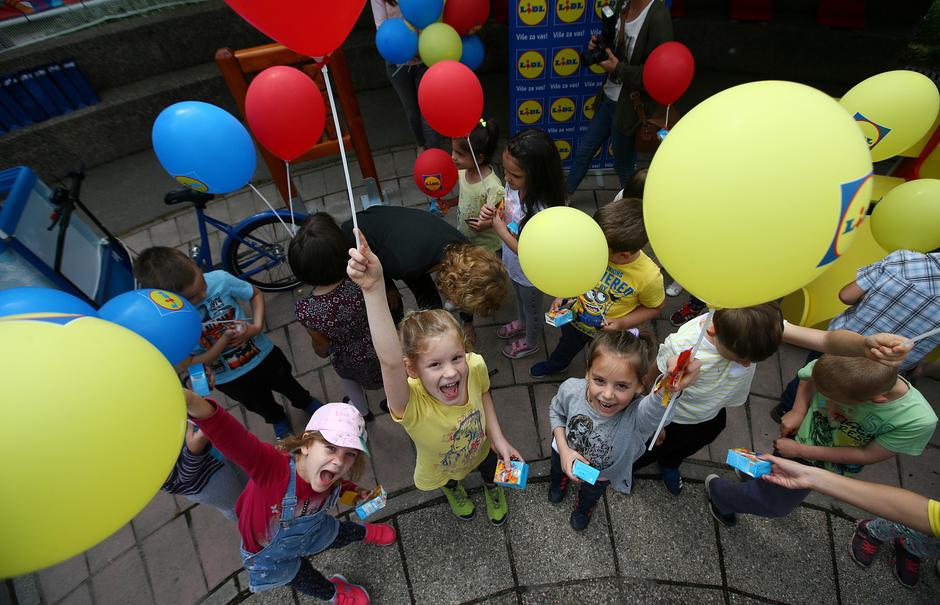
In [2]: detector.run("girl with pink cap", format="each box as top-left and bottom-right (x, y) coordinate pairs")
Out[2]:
(184, 390), (394, 605)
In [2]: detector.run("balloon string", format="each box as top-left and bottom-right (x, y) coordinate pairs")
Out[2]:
(285, 161), (295, 230)
(466, 135), (490, 207)
(665, 104), (671, 129)
(249, 184), (293, 238)
(909, 325), (940, 344)
(322, 63), (360, 248)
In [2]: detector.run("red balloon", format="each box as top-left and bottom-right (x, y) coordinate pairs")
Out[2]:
(224, 0), (365, 58)
(418, 61), (483, 138)
(245, 66), (326, 161)
(642, 42), (695, 106)
(413, 149), (457, 198)
(442, 0), (490, 36)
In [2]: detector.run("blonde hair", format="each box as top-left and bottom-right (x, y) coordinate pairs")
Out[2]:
(436, 244), (509, 317)
(278, 430), (365, 481)
(587, 329), (657, 379)
(399, 309), (469, 364)
(812, 355), (898, 402)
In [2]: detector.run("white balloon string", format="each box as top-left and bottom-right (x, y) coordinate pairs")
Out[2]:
(909, 325), (940, 344)
(322, 63), (360, 249)
(285, 161), (295, 230)
(665, 104), (671, 129)
(249, 184), (292, 237)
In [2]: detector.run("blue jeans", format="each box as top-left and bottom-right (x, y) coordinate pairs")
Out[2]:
(709, 457), (811, 518)
(565, 93), (636, 195)
(386, 62), (442, 150)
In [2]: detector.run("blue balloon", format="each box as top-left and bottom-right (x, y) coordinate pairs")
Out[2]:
(152, 101), (256, 195)
(98, 289), (202, 365)
(399, 0), (443, 29)
(459, 34), (484, 70)
(0, 287), (96, 318)
(376, 18), (419, 64)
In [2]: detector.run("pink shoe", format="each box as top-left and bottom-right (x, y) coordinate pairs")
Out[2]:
(502, 339), (540, 359)
(497, 319), (524, 339)
(362, 522), (396, 545)
(330, 574), (370, 605)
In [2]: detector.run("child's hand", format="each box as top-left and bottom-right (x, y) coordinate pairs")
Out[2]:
(758, 453), (816, 490)
(662, 355), (702, 392)
(478, 203), (496, 222)
(347, 229), (384, 293)
(183, 388), (215, 419)
(779, 410), (804, 438)
(227, 320), (254, 348)
(655, 427), (667, 446)
(549, 298), (564, 312)
(492, 438), (524, 469)
(772, 437), (802, 459)
(559, 446), (591, 483)
(356, 487), (376, 503)
(466, 217), (489, 232)
(864, 333), (912, 367)
(184, 422), (210, 455)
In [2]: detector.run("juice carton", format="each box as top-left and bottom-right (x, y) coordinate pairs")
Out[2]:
(726, 448), (772, 478)
(572, 459), (600, 485)
(187, 364), (211, 396)
(493, 459), (529, 489)
(545, 308), (573, 327)
(354, 485), (387, 520)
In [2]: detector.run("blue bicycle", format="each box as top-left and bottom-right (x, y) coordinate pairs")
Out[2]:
(163, 188), (307, 291)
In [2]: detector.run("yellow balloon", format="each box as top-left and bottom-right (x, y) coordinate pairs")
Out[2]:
(840, 70), (940, 162)
(418, 23), (462, 66)
(870, 178), (940, 253)
(0, 315), (184, 577)
(519, 206), (609, 298)
(646, 81), (873, 309)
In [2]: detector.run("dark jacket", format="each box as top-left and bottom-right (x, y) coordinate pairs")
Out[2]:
(598, 0), (674, 135)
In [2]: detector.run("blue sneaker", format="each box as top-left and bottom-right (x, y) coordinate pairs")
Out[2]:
(304, 398), (323, 416)
(272, 417), (293, 440)
(427, 200), (442, 215)
(530, 361), (567, 378)
(660, 466), (683, 496)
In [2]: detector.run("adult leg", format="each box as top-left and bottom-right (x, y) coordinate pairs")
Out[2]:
(339, 377), (370, 416)
(566, 92), (614, 195)
(410, 64), (443, 150)
(386, 62), (426, 148)
(402, 272), (443, 310)
(607, 99), (637, 189)
(182, 457), (248, 521)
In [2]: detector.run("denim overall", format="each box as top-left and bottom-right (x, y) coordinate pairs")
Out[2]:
(241, 458), (341, 592)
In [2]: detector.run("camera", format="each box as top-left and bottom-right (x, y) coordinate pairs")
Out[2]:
(581, 41), (609, 67)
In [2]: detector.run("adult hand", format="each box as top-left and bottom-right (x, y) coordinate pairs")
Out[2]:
(759, 453), (816, 490)
(600, 48), (619, 73)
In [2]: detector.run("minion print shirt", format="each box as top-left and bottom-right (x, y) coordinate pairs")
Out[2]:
(571, 251), (664, 336)
(392, 353), (492, 490)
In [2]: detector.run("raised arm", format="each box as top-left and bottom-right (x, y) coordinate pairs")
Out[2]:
(347, 229), (411, 417)
(782, 323), (911, 367)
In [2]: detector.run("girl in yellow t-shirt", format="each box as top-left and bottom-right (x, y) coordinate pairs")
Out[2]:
(348, 229), (524, 525)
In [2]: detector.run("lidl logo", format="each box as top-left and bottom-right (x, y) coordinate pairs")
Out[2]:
(555, 139), (572, 160)
(422, 174), (442, 192)
(552, 48), (580, 77)
(175, 175), (208, 192)
(148, 290), (185, 312)
(518, 100), (543, 124)
(594, 0), (611, 17)
(550, 97), (576, 122)
(582, 95), (596, 119)
(556, 0), (586, 23)
(518, 0), (548, 26)
(853, 111), (891, 151)
(817, 172), (874, 267)
(518, 50), (546, 79)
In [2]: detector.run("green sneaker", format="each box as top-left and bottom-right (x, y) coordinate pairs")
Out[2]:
(483, 484), (509, 526)
(441, 482), (476, 521)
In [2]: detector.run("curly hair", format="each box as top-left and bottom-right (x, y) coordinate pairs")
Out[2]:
(435, 243), (509, 317)
(278, 430), (365, 481)
(399, 309), (471, 363)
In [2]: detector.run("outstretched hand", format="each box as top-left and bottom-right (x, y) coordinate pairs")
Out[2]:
(758, 453), (816, 490)
(347, 229), (384, 293)
(864, 333), (912, 367)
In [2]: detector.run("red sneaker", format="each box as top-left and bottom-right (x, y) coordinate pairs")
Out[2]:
(849, 520), (883, 568)
(330, 575), (370, 605)
(362, 522), (396, 545)
(893, 538), (922, 588)
(670, 301), (707, 327)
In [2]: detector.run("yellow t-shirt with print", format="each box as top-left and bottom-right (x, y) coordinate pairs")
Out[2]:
(571, 251), (665, 336)
(391, 352), (492, 490)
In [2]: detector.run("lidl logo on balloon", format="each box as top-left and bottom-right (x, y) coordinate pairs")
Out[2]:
(518, 100), (543, 124)
(518, 50), (546, 79)
(175, 175), (209, 192)
(552, 48), (580, 77)
(555, 139), (572, 160)
(518, 0), (548, 25)
(148, 290), (185, 312)
(550, 97), (576, 122)
(422, 174), (443, 192)
(853, 112), (891, 150)
(556, 0), (586, 22)
(817, 172), (873, 267)
(582, 95), (596, 119)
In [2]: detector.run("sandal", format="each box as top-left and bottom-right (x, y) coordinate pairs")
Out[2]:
(502, 339), (540, 359)
(497, 320), (524, 340)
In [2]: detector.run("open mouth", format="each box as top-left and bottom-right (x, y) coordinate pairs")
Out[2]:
(440, 381), (460, 400)
(597, 400), (618, 411)
(319, 469), (336, 485)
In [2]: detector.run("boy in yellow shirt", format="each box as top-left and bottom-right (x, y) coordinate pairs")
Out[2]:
(531, 197), (665, 377)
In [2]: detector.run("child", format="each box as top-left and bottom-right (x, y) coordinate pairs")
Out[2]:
(348, 230), (522, 524)
(531, 197), (665, 377)
(439, 119), (504, 254)
(549, 329), (702, 531)
(183, 391), (395, 603)
(478, 127), (567, 360)
(289, 214), (383, 421)
(705, 354), (937, 527)
(134, 247), (321, 439)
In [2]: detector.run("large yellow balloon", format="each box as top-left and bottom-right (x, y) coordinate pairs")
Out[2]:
(0, 315), (184, 577)
(418, 23), (462, 66)
(870, 178), (940, 253)
(645, 81), (873, 309)
(839, 70), (940, 162)
(519, 206), (609, 298)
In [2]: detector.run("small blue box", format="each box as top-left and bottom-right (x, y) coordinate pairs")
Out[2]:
(494, 460), (529, 489)
(572, 459), (600, 485)
(188, 364), (211, 396)
(545, 308), (573, 327)
(355, 486), (387, 519)
(726, 448), (772, 478)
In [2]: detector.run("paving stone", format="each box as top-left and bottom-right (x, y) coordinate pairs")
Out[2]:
(609, 478), (722, 585)
(475, 590), (519, 604)
(533, 383), (560, 457)
(244, 401), (279, 444)
(727, 593), (777, 604)
(91, 549), (155, 605)
(285, 322), (317, 375)
(709, 404), (752, 464)
(12, 575), (40, 605)
(121, 228), (153, 254)
(207, 230), (224, 266)
(854, 455), (901, 488)
(201, 579), (239, 605)
(392, 148), (417, 177)
(132, 489), (180, 539)
(751, 352), (782, 399)
(491, 385), (541, 462)
(398, 503), (513, 604)
(378, 177), (403, 206)
(36, 552), (88, 603)
(475, 325), (516, 389)
(305, 536), (409, 604)
(899, 445), (940, 496)
(777, 343), (811, 386)
(748, 394), (781, 454)
(141, 516), (207, 605)
(323, 191), (354, 223)
(226, 190), (257, 223)
(721, 506), (836, 605)
(175, 209), (200, 245)
(299, 169), (326, 200)
(57, 584), (93, 605)
(371, 152), (396, 182)
(368, 414), (417, 493)
(832, 515), (940, 605)
(507, 483), (614, 585)
(237, 570), (249, 592)
(149, 216), (183, 247)
(568, 189), (597, 215)
(190, 504), (243, 590)
(239, 586), (296, 604)
(521, 578), (724, 604)
(398, 176), (427, 207)
(264, 290), (298, 331)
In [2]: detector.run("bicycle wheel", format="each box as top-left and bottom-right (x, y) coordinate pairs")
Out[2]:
(223, 212), (305, 291)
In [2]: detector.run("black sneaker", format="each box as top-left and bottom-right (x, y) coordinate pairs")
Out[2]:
(849, 520), (882, 568)
(569, 495), (594, 532)
(548, 476), (569, 503)
(893, 538), (921, 588)
(530, 361), (567, 379)
(704, 474), (737, 528)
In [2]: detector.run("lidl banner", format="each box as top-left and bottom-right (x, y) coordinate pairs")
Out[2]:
(510, 0), (614, 171)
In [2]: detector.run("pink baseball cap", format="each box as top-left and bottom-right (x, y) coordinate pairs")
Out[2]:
(304, 402), (369, 454)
